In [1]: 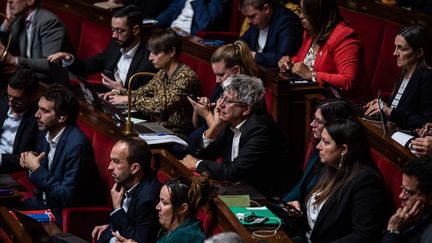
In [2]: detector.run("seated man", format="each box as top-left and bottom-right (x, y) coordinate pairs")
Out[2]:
(382, 156), (432, 242)
(181, 75), (292, 197)
(48, 5), (156, 91)
(240, 0), (302, 68)
(20, 85), (102, 225)
(0, 68), (39, 173)
(92, 137), (161, 243)
(155, 0), (230, 35)
(0, 0), (72, 84)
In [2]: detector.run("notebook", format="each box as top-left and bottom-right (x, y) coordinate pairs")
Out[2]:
(10, 210), (53, 243)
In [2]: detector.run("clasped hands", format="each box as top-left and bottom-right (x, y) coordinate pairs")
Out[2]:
(20, 151), (45, 172)
(278, 55), (313, 80)
(410, 123), (432, 156)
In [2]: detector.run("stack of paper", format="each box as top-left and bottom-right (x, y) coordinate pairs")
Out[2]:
(139, 134), (188, 146)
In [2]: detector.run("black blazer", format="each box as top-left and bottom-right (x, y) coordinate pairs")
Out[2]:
(69, 40), (157, 90)
(193, 113), (293, 197)
(300, 167), (391, 243)
(389, 68), (432, 129)
(98, 172), (161, 243)
(0, 98), (39, 173)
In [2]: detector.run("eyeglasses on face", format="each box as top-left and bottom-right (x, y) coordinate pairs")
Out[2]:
(311, 116), (324, 126)
(219, 95), (245, 106)
(111, 28), (129, 34)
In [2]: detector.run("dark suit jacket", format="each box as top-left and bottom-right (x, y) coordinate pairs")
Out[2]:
(68, 40), (156, 90)
(98, 172), (161, 243)
(389, 68), (432, 129)
(193, 113), (292, 197)
(123, 0), (172, 18)
(28, 125), (102, 223)
(300, 167), (391, 243)
(240, 4), (302, 68)
(1, 8), (72, 76)
(0, 98), (39, 173)
(382, 214), (432, 243)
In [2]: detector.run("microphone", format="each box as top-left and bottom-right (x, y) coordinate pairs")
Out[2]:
(123, 72), (166, 137)
(0, 12), (12, 70)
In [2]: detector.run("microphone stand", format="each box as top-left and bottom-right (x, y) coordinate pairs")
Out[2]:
(0, 13), (13, 69)
(123, 72), (166, 136)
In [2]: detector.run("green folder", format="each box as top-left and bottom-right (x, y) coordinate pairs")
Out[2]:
(229, 206), (281, 228)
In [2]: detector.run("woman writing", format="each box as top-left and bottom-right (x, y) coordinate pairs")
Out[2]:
(104, 28), (200, 138)
(364, 25), (432, 129)
(291, 119), (390, 242)
(115, 174), (215, 243)
(278, 0), (367, 102)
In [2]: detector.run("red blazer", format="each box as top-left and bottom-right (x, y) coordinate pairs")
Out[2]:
(292, 22), (370, 102)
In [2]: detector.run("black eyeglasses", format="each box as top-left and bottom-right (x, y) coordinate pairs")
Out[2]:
(219, 95), (245, 105)
(111, 28), (129, 34)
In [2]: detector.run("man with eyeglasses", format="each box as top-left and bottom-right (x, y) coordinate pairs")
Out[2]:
(48, 5), (156, 91)
(0, 68), (39, 173)
(382, 156), (432, 243)
(181, 75), (292, 198)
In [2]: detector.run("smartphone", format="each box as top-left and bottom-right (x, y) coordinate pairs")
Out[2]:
(188, 94), (198, 102)
(283, 203), (303, 215)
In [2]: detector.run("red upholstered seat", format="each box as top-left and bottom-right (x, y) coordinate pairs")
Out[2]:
(371, 149), (402, 208)
(76, 19), (112, 86)
(197, 61), (216, 98)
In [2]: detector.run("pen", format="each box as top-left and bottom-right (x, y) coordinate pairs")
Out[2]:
(157, 133), (167, 136)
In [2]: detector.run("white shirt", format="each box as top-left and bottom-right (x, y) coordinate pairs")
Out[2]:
(25, 10), (36, 58)
(197, 119), (247, 168)
(0, 108), (23, 165)
(306, 192), (326, 242)
(257, 27), (269, 53)
(391, 77), (410, 108)
(45, 127), (66, 171)
(171, 0), (194, 34)
(115, 42), (140, 87)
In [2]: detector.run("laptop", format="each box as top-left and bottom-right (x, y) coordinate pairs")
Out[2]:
(77, 77), (174, 135)
(11, 209), (53, 243)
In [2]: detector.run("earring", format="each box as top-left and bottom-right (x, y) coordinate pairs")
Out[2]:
(338, 154), (344, 168)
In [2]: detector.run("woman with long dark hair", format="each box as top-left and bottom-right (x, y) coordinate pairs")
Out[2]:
(293, 119), (390, 242)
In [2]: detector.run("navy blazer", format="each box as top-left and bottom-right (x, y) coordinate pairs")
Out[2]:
(29, 125), (102, 221)
(156, 0), (230, 35)
(98, 172), (161, 243)
(297, 167), (391, 243)
(193, 113), (293, 197)
(241, 4), (303, 68)
(68, 40), (157, 90)
(0, 98), (39, 173)
(389, 68), (432, 129)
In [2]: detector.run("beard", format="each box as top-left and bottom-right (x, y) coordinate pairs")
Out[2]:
(115, 34), (134, 49)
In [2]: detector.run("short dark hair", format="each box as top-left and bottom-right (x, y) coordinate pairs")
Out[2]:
(240, 0), (275, 10)
(398, 25), (432, 69)
(147, 28), (182, 59)
(112, 5), (143, 29)
(8, 68), (39, 96)
(41, 84), (79, 125)
(402, 156), (432, 195)
(118, 137), (152, 171)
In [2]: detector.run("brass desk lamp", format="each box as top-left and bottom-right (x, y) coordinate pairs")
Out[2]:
(0, 13), (13, 67)
(123, 72), (166, 136)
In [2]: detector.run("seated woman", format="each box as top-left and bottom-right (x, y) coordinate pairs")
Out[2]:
(115, 173), (215, 243)
(291, 119), (390, 242)
(187, 40), (257, 151)
(282, 99), (357, 205)
(364, 25), (432, 129)
(278, 0), (367, 102)
(104, 28), (200, 138)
